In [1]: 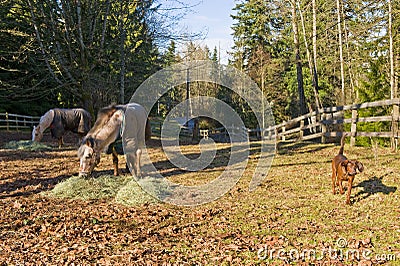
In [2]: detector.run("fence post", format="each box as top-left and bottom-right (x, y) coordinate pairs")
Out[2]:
(5, 112), (9, 131)
(299, 120), (304, 140)
(274, 127), (279, 153)
(321, 112), (327, 144)
(281, 126), (286, 141)
(391, 103), (399, 150)
(350, 109), (358, 147)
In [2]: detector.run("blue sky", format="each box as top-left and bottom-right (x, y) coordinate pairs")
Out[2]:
(179, 0), (236, 64)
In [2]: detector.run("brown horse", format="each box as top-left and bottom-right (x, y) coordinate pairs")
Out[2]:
(32, 108), (92, 148)
(77, 103), (151, 177)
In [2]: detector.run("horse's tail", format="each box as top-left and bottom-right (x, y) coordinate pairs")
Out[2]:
(145, 118), (152, 141)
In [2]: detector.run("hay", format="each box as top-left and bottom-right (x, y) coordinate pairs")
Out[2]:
(115, 178), (159, 205)
(4, 140), (52, 151)
(46, 174), (159, 206)
(136, 177), (174, 200)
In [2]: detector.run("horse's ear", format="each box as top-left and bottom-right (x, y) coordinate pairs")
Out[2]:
(86, 137), (95, 147)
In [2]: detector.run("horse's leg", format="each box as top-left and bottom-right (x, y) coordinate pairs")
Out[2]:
(58, 137), (63, 148)
(135, 148), (142, 178)
(126, 153), (137, 177)
(125, 152), (139, 177)
(112, 148), (119, 176)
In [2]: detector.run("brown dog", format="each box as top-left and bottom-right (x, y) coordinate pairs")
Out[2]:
(332, 133), (364, 204)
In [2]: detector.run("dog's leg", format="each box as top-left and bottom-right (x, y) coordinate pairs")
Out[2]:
(331, 165), (337, 194)
(339, 179), (345, 195)
(346, 176), (354, 205)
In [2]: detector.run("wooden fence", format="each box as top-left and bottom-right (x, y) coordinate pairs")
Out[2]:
(0, 113), (40, 131)
(2, 98), (399, 149)
(264, 98), (400, 149)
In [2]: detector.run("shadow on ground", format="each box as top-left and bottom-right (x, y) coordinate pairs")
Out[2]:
(353, 173), (397, 203)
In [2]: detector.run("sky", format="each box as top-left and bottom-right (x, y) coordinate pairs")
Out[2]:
(178, 0), (236, 64)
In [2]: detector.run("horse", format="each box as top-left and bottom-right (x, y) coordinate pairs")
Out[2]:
(77, 103), (151, 178)
(32, 108), (92, 148)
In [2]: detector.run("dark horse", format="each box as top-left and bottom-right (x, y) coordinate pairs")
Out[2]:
(77, 103), (151, 177)
(32, 108), (92, 148)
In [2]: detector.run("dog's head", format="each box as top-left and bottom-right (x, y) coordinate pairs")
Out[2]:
(341, 160), (364, 176)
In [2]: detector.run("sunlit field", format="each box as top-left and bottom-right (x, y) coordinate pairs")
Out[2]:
(1, 134), (399, 264)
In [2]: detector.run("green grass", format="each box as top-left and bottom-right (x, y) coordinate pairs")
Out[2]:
(228, 141), (400, 263)
(3, 140), (52, 151)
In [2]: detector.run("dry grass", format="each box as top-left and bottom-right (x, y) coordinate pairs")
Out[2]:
(46, 174), (159, 205)
(42, 140), (400, 264)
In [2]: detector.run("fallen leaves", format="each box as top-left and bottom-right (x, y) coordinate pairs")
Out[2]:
(1, 132), (400, 264)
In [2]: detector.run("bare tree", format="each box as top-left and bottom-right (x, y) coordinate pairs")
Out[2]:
(389, 0), (396, 99)
(290, 0), (307, 115)
(336, 0), (346, 104)
(312, 0), (318, 80)
(297, 1), (322, 110)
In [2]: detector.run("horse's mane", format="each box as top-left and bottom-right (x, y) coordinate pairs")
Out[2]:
(38, 109), (55, 131)
(87, 105), (119, 136)
(83, 105), (124, 152)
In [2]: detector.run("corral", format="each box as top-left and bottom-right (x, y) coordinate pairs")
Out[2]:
(0, 131), (399, 264)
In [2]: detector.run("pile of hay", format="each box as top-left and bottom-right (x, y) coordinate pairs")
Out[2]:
(3, 140), (52, 151)
(46, 175), (159, 206)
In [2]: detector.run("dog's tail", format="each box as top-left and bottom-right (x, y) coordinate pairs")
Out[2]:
(338, 132), (347, 155)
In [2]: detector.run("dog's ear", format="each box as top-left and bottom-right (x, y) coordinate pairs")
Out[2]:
(340, 160), (349, 172)
(355, 161), (364, 173)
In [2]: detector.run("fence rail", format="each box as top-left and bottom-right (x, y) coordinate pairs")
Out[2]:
(0, 113), (40, 131)
(3, 98), (399, 149)
(264, 98), (399, 149)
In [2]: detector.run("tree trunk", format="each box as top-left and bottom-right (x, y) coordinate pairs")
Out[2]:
(312, 0), (320, 109)
(100, 0), (111, 49)
(312, 0), (318, 77)
(291, 0), (307, 115)
(298, 2), (322, 110)
(27, 0), (62, 85)
(119, 0), (126, 104)
(336, 0), (346, 104)
(76, 0), (87, 66)
(389, 0), (396, 99)
(342, 3), (355, 102)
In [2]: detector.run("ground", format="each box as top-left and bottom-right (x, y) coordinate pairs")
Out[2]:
(0, 131), (399, 265)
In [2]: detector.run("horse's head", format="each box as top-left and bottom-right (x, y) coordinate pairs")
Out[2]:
(32, 125), (43, 141)
(77, 137), (100, 177)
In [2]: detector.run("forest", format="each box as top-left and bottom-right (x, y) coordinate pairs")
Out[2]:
(1, 0), (399, 125)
